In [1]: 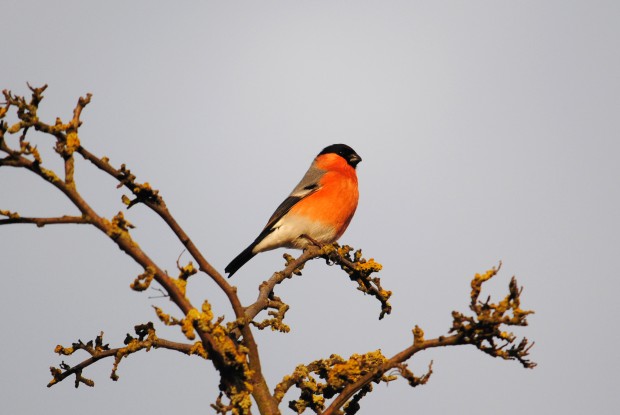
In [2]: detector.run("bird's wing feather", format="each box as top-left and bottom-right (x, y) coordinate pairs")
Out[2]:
(226, 164), (326, 276)
(261, 164), (325, 232)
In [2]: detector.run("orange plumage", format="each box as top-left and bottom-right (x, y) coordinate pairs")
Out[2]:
(289, 155), (358, 239)
(225, 144), (361, 277)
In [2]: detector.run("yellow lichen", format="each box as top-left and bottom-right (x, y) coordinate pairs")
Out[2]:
(176, 262), (197, 290)
(153, 306), (172, 325)
(7, 121), (22, 134)
(65, 131), (80, 154)
(355, 258), (383, 273)
(40, 166), (60, 183)
(182, 308), (202, 340)
(54, 345), (74, 355)
(49, 117), (70, 132)
(413, 325), (425, 344)
(174, 278), (187, 296)
(0, 210), (20, 219)
(312, 395), (325, 408)
(108, 211), (135, 240)
(130, 266), (155, 291)
(470, 265), (500, 304)
(327, 350), (387, 387)
(189, 341), (208, 359)
(201, 300), (214, 322)
(321, 243), (337, 255)
(30, 146), (42, 164)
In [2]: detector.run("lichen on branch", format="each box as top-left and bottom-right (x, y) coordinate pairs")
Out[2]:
(322, 244), (391, 320)
(451, 263), (536, 368)
(276, 264), (534, 415)
(48, 323), (201, 388)
(244, 243), (391, 338)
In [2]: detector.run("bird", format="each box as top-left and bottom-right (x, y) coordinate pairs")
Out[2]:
(225, 144), (362, 277)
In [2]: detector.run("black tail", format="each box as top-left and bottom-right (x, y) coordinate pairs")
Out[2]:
(225, 244), (257, 278)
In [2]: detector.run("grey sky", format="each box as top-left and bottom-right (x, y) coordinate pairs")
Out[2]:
(2, 1), (619, 414)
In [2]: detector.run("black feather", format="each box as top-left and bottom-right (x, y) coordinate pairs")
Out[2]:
(317, 144), (362, 167)
(225, 224), (281, 277)
(225, 243), (257, 278)
(225, 195), (306, 277)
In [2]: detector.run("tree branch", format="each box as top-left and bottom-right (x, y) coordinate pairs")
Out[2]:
(320, 334), (457, 415)
(245, 248), (321, 325)
(75, 146), (277, 413)
(281, 265), (535, 415)
(1, 85), (277, 415)
(2, 85), (536, 415)
(48, 323), (203, 388)
(0, 212), (88, 227)
(244, 244), (390, 335)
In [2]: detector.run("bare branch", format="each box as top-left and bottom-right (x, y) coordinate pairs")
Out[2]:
(0, 212), (88, 227)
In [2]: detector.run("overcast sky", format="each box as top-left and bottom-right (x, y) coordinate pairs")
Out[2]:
(2, 1), (619, 414)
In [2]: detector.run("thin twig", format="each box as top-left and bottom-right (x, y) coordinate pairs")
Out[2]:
(0, 215), (88, 227)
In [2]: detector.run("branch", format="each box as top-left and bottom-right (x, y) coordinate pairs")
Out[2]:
(76, 146), (243, 314)
(322, 245), (391, 319)
(244, 244), (390, 335)
(3, 85), (536, 415)
(76, 144), (277, 413)
(319, 334), (452, 415)
(0, 211), (87, 227)
(280, 264), (535, 415)
(48, 323), (203, 388)
(2, 85), (267, 414)
(244, 248), (320, 326)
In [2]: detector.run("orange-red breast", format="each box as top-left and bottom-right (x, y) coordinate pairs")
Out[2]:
(225, 144), (361, 277)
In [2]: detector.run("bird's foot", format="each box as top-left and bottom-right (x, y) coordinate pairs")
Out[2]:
(300, 234), (324, 249)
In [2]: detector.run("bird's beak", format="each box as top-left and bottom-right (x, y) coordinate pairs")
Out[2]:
(349, 154), (362, 167)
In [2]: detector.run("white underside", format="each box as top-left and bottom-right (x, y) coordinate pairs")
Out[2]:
(253, 215), (337, 253)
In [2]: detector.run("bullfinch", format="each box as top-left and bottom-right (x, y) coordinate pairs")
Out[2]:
(225, 144), (361, 277)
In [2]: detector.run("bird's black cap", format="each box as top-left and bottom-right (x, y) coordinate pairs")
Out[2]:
(318, 144), (362, 168)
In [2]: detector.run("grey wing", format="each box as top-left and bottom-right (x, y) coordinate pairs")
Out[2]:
(261, 164), (326, 232)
